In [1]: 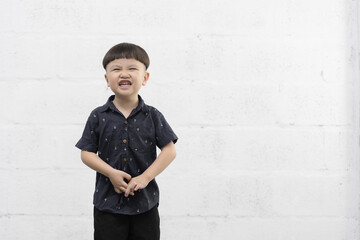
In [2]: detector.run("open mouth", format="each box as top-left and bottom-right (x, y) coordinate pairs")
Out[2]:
(119, 80), (132, 86)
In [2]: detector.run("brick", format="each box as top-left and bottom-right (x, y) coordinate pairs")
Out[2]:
(278, 84), (353, 125)
(144, 83), (280, 126)
(0, 81), (107, 125)
(0, 34), (105, 80)
(160, 216), (358, 240)
(0, 215), (92, 240)
(1, 169), (94, 216)
(158, 171), (272, 217)
(270, 174), (354, 217)
(171, 127), (353, 173)
(0, 125), (87, 169)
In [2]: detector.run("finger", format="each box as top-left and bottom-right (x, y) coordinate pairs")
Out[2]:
(124, 185), (132, 197)
(116, 186), (125, 194)
(124, 189), (135, 196)
(134, 183), (140, 191)
(114, 187), (121, 194)
(121, 182), (128, 188)
(125, 182), (136, 197)
(122, 172), (132, 182)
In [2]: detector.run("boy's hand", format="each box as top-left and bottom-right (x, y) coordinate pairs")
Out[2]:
(108, 169), (134, 195)
(124, 174), (150, 197)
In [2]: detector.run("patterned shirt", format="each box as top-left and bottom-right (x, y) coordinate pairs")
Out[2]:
(76, 95), (178, 215)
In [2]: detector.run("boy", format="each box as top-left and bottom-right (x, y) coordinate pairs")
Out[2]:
(76, 43), (178, 240)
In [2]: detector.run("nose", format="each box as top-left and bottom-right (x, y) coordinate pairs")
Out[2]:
(120, 71), (130, 78)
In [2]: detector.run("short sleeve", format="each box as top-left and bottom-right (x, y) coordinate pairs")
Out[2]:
(152, 108), (178, 149)
(75, 110), (99, 153)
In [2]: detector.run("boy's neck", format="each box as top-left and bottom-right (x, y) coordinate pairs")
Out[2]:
(112, 94), (139, 118)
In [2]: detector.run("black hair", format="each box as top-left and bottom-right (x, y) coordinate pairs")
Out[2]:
(102, 42), (150, 70)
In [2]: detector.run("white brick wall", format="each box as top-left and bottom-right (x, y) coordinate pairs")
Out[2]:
(0, 0), (359, 239)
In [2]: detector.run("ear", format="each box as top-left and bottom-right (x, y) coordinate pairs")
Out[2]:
(104, 74), (110, 87)
(142, 72), (150, 86)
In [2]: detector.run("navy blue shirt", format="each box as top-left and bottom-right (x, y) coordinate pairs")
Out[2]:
(76, 95), (178, 215)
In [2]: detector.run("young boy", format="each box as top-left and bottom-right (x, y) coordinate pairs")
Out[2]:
(76, 43), (178, 240)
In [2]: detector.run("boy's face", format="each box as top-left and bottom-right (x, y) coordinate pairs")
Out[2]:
(105, 58), (149, 99)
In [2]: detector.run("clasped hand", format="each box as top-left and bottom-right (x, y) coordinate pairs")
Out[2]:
(109, 169), (150, 197)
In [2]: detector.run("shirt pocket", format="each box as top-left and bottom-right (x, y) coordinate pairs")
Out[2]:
(129, 138), (157, 169)
(129, 137), (155, 154)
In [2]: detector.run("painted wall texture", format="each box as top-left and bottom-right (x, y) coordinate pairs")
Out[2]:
(0, 0), (359, 239)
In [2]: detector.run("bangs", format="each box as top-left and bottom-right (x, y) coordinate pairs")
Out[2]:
(102, 43), (150, 70)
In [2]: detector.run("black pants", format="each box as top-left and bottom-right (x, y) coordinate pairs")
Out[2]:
(94, 206), (160, 240)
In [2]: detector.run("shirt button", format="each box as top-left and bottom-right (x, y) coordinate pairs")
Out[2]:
(124, 120), (128, 124)
(123, 139), (127, 143)
(123, 158), (127, 162)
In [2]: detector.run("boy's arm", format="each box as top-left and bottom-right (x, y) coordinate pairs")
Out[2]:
(124, 141), (176, 197)
(81, 151), (133, 194)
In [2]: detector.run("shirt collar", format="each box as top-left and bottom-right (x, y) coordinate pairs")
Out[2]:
(99, 95), (148, 113)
